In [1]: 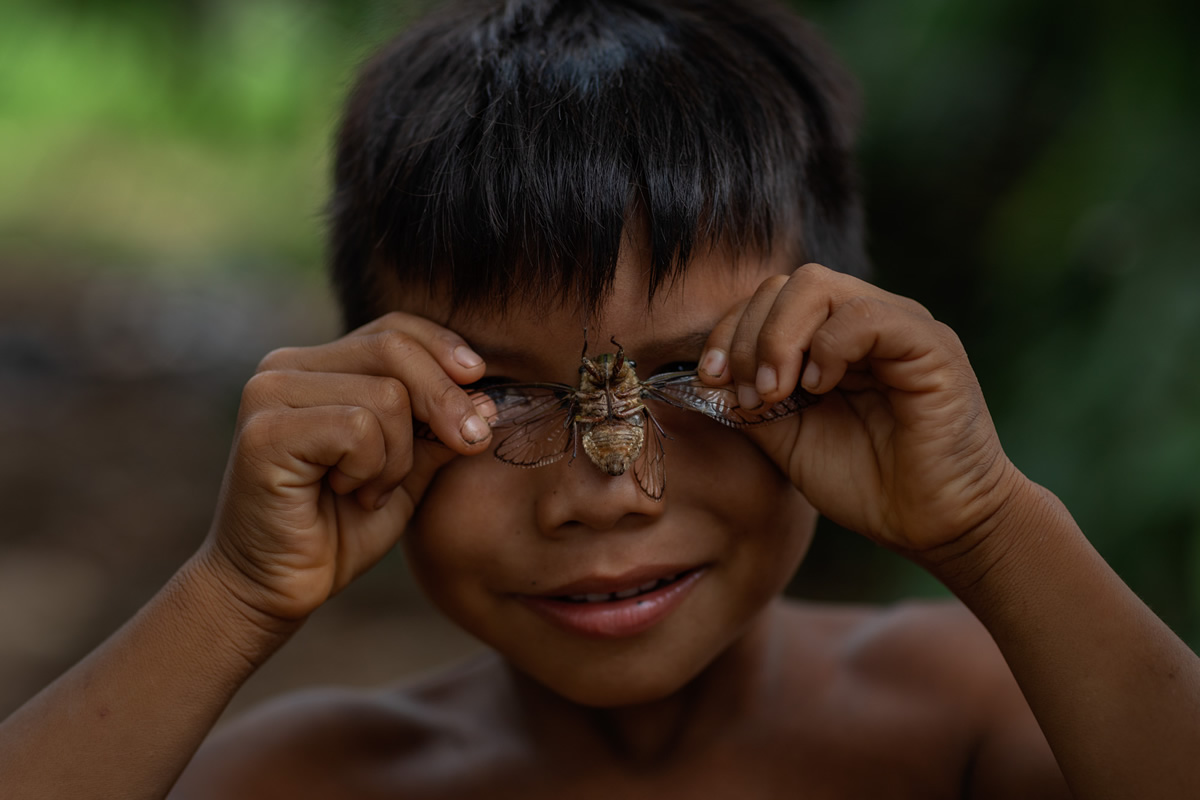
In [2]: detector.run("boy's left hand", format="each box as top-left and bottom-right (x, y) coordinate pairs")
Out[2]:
(700, 263), (1025, 557)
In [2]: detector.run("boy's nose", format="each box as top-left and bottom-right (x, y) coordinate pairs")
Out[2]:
(533, 456), (665, 536)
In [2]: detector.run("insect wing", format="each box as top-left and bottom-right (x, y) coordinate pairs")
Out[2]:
(641, 371), (817, 427)
(471, 383), (577, 468)
(632, 409), (668, 501)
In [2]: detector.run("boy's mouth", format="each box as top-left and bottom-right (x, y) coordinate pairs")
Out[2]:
(517, 566), (706, 638)
(535, 564), (700, 602)
(555, 572), (686, 603)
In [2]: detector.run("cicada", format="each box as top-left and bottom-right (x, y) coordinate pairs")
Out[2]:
(463, 339), (817, 500)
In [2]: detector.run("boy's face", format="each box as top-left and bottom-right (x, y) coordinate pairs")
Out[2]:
(397, 244), (818, 707)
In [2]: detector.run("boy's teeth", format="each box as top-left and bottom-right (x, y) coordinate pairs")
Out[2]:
(563, 573), (683, 603)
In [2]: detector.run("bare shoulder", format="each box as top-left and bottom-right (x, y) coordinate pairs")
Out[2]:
(171, 657), (503, 800)
(800, 598), (1011, 692)
(777, 599), (1070, 799)
(775, 598), (1013, 725)
(782, 597), (1040, 731)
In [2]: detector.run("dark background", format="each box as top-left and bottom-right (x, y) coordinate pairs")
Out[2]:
(2, 0), (1198, 719)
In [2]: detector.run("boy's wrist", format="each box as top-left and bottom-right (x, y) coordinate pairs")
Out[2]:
(915, 469), (1067, 603)
(176, 550), (304, 667)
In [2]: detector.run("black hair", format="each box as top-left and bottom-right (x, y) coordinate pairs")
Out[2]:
(329, 0), (867, 330)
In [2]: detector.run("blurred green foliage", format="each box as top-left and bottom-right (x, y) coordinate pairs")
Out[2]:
(0, 0), (428, 271)
(2, 0), (1197, 643)
(802, 0), (1200, 641)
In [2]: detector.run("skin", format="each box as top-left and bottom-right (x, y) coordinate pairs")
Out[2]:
(1, 244), (1197, 799)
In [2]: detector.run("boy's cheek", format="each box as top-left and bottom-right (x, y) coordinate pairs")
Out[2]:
(663, 415), (790, 491)
(416, 448), (521, 509)
(403, 456), (517, 578)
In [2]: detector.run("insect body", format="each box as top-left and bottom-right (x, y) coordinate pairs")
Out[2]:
(467, 340), (817, 501)
(575, 348), (648, 476)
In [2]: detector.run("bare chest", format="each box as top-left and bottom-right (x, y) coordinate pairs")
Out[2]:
(327, 718), (968, 800)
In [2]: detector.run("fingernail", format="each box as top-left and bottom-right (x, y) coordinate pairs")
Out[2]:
(802, 361), (821, 390)
(755, 364), (777, 396)
(461, 414), (490, 444)
(374, 489), (395, 510)
(700, 349), (727, 378)
(737, 384), (762, 410)
(453, 345), (482, 368)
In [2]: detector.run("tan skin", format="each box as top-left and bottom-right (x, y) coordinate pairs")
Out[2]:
(1, 248), (1197, 799)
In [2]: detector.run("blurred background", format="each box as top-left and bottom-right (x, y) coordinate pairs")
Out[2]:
(2, 0), (1198, 719)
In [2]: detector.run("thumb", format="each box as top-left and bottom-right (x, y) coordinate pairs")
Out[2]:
(398, 438), (463, 507)
(741, 413), (802, 476)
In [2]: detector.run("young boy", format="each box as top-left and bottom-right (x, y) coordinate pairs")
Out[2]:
(3, 1), (1198, 797)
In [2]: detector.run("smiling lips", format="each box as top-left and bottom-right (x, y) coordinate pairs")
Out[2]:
(516, 567), (706, 638)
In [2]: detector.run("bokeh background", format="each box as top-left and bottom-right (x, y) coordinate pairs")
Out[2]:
(3, 0), (1198, 719)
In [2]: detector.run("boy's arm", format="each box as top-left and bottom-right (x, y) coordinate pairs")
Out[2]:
(933, 478), (1200, 800)
(0, 555), (292, 799)
(701, 263), (1200, 800)
(0, 313), (493, 800)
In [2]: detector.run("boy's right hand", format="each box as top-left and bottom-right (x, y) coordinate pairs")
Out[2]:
(198, 312), (492, 625)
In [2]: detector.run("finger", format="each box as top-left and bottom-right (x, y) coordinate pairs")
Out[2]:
(718, 263), (847, 408)
(701, 263), (848, 398)
(241, 371), (422, 509)
(258, 318), (490, 453)
(260, 312), (486, 386)
(727, 274), (790, 409)
(699, 297), (750, 384)
(239, 405), (388, 509)
(394, 437), (461, 511)
(729, 263), (935, 406)
(783, 263), (936, 321)
(803, 295), (964, 397)
(751, 266), (842, 404)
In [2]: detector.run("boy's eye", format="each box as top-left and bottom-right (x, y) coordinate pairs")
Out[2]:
(464, 376), (517, 393)
(651, 361), (698, 376)
(463, 376), (531, 417)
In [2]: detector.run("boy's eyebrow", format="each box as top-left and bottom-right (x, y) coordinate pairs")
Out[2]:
(468, 343), (538, 366)
(636, 331), (713, 362)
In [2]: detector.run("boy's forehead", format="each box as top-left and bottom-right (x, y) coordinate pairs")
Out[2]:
(379, 245), (791, 361)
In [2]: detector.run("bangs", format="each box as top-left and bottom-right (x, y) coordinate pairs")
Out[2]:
(329, 0), (865, 329)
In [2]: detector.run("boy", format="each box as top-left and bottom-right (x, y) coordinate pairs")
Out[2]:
(3, 0), (1198, 797)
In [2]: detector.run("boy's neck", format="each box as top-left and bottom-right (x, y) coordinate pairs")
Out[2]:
(502, 601), (785, 767)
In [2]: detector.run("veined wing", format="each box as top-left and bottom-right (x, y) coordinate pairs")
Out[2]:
(641, 370), (818, 427)
(632, 409), (668, 501)
(413, 381), (572, 444)
(471, 382), (577, 468)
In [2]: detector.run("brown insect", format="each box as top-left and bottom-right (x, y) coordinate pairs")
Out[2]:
(464, 338), (817, 500)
